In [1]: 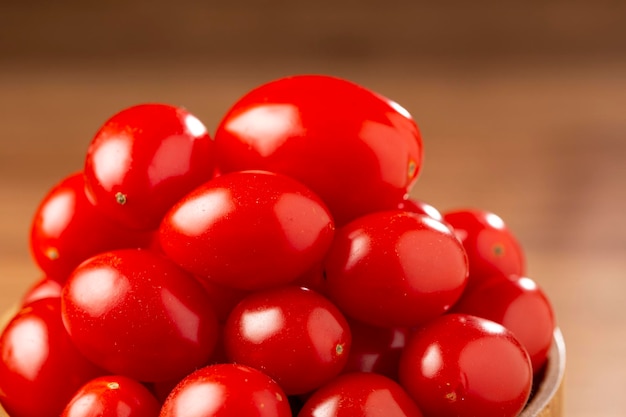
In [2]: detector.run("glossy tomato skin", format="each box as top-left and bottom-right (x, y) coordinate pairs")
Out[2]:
(298, 372), (424, 417)
(443, 209), (525, 291)
(84, 103), (216, 230)
(398, 314), (532, 417)
(451, 274), (556, 373)
(224, 286), (351, 395)
(160, 363), (291, 417)
(214, 74), (423, 226)
(61, 249), (219, 382)
(0, 298), (104, 417)
(61, 375), (161, 417)
(397, 197), (443, 222)
(159, 170), (335, 291)
(342, 319), (409, 381)
(324, 211), (468, 328)
(20, 276), (63, 306)
(29, 172), (151, 283)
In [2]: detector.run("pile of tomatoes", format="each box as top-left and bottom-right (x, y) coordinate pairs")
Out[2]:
(0, 75), (556, 417)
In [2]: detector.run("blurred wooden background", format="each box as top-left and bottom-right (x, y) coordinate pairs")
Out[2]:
(2, 1), (626, 64)
(1, 2), (626, 416)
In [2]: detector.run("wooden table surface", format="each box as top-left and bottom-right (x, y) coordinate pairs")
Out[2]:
(1, 59), (625, 416)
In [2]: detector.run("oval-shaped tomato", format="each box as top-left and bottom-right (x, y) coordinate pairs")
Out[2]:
(29, 172), (151, 283)
(61, 249), (219, 382)
(324, 211), (468, 328)
(443, 209), (525, 290)
(214, 75), (423, 226)
(84, 103), (216, 230)
(159, 170), (335, 291)
(0, 298), (104, 417)
(398, 314), (532, 417)
(298, 372), (424, 417)
(160, 363), (291, 417)
(224, 286), (351, 395)
(61, 375), (161, 417)
(451, 274), (556, 373)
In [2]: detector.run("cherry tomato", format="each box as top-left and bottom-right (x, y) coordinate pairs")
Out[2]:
(21, 276), (62, 307)
(61, 249), (219, 382)
(224, 286), (351, 395)
(159, 170), (335, 291)
(397, 197), (443, 221)
(29, 172), (151, 283)
(451, 274), (556, 373)
(342, 318), (408, 381)
(324, 211), (468, 328)
(443, 209), (525, 290)
(160, 363), (291, 417)
(0, 298), (104, 417)
(214, 74), (423, 226)
(398, 314), (532, 417)
(61, 375), (161, 417)
(84, 103), (216, 230)
(298, 372), (424, 417)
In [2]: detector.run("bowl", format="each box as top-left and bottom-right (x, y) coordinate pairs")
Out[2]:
(0, 307), (565, 416)
(520, 327), (566, 417)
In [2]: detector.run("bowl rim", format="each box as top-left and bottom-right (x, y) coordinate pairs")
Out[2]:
(519, 327), (566, 417)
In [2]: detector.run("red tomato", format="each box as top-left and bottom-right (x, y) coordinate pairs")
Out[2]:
(29, 172), (151, 282)
(214, 75), (423, 226)
(342, 318), (409, 381)
(160, 363), (291, 417)
(159, 170), (335, 291)
(443, 209), (525, 290)
(397, 197), (443, 221)
(61, 249), (219, 382)
(61, 375), (161, 417)
(20, 276), (62, 306)
(324, 211), (468, 328)
(451, 274), (556, 373)
(223, 286), (351, 395)
(297, 372), (423, 417)
(84, 103), (216, 230)
(0, 298), (104, 417)
(398, 314), (532, 417)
